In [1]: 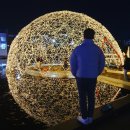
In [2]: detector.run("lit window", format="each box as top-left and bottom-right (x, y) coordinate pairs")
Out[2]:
(0, 44), (7, 49)
(0, 36), (6, 42)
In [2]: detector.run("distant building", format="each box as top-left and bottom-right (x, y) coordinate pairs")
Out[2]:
(0, 31), (16, 78)
(0, 33), (7, 58)
(0, 32), (16, 59)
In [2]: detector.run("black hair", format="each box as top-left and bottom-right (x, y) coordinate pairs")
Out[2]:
(84, 28), (95, 39)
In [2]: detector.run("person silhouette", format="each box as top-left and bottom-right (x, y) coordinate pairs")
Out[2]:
(70, 28), (105, 125)
(123, 46), (130, 81)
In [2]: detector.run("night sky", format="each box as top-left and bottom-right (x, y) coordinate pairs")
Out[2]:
(0, 0), (130, 40)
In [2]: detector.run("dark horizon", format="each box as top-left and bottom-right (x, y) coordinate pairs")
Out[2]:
(0, 0), (130, 40)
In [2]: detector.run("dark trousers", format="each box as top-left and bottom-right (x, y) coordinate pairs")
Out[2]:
(76, 78), (97, 119)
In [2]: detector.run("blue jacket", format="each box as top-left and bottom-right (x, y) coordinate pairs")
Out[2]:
(70, 39), (105, 78)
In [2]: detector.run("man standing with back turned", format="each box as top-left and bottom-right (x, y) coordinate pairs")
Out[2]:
(70, 28), (105, 125)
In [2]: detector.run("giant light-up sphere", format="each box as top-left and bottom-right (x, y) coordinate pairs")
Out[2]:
(6, 11), (123, 126)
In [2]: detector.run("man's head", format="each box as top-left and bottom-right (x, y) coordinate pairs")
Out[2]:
(84, 28), (95, 39)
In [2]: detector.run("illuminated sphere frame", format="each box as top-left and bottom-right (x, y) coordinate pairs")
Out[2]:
(6, 11), (123, 126)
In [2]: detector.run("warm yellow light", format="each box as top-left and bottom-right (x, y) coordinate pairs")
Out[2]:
(6, 11), (121, 126)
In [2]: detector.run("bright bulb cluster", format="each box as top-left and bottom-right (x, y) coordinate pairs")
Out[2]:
(6, 11), (122, 126)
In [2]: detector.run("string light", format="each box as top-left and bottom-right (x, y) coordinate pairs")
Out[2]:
(6, 11), (122, 126)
